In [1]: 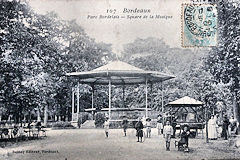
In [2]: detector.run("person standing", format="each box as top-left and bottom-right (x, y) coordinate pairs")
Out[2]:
(229, 116), (239, 131)
(156, 116), (163, 135)
(104, 117), (110, 138)
(36, 120), (42, 132)
(208, 115), (218, 140)
(228, 120), (239, 147)
(229, 115), (235, 124)
(229, 119), (238, 137)
(179, 125), (190, 152)
(146, 118), (151, 138)
(222, 115), (230, 140)
(122, 116), (128, 137)
(171, 116), (177, 138)
(135, 117), (144, 142)
(214, 114), (221, 138)
(163, 121), (173, 151)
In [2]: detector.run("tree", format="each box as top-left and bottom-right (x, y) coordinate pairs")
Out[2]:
(0, 0), (115, 124)
(120, 36), (232, 118)
(121, 38), (208, 110)
(205, 0), (240, 122)
(0, 0), (38, 123)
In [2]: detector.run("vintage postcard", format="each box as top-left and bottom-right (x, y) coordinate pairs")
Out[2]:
(0, 0), (239, 160)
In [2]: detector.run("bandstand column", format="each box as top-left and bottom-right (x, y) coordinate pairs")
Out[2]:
(161, 81), (164, 113)
(91, 85), (94, 119)
(72, 87), (75, 121)
(77, 82), (80, 118)
(145, 78), (148, 118)
(150, 83), (153, 109)
(109, 79), (112, 120)
(122, 85), (125, 108)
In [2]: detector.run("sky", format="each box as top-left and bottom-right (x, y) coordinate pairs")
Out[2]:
(29, 0), (189, 55)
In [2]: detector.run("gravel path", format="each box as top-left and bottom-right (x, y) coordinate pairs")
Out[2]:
(0, 128), (240, 160)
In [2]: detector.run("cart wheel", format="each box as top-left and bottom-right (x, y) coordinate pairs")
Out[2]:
(175, 140), (178, 148)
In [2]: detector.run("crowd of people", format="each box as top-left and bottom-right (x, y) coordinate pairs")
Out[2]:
(102, 115), (191, 152)
(102, 114), (239, 152)
(0, 120), (44, 140)
(208, 114), (239, 140)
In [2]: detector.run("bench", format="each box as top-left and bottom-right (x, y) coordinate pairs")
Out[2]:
(175, 140), (184, 151)
(31, 128), (47, 138)
(40, 129), (47, 137)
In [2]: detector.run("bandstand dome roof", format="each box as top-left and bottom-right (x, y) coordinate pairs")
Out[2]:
(168, 96), (203, 106)
(66, 60), (175, 85)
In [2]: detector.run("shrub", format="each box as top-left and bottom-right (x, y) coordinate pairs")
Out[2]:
(52, 121), (75, 129)
(81, 113), (89, 124)
(109, 120), (138, 129)
(95, 113), (105, 128)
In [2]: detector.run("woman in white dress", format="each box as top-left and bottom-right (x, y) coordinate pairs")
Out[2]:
(208, 115), (218, 140)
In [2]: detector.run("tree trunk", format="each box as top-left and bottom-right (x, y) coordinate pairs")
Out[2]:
(28, 110), (31, 123)
(68, 106), (71, 121)
(44, 105), (48, 127)
(23, 115), (26, 126)
(19, 106), (23, 126)
(15, 108), (19, 124)
(37, 107), (41, 121)
(233, 90), (239, 122)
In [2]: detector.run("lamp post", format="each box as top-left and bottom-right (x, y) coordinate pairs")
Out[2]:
(161, 82), (164, 113)
(108, 79), (111, 120)
(145, 78), (148, 118)
(72, 87), (75, 121)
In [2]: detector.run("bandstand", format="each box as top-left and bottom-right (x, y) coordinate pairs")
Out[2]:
(167, 96), (205, 138)
(66, 61), (175, 123)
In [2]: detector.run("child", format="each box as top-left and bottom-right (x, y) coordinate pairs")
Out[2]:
(178, 125), (190, 152)
(156, 116), (163, 135)
(122, 116), (128, 137)
(146, 117), (151, 138)
(163, 121), (173, 151)
(135, 117), (144, 142)
(104, 117), (110, 138)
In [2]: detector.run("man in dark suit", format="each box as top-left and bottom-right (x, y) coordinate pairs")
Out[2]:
(222, 115), (230, 140)
(135, 117), (144, 142)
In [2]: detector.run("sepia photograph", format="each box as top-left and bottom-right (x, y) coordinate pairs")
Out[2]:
(0, 0), (240, 159)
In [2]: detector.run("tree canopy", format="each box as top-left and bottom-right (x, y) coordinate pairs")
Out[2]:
(0, 0), (115, 123)
(205, 0), (240, 121)
(0, 0), (238, 124)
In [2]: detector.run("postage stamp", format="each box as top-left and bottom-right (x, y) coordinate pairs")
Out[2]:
(182, 4), (217, 47)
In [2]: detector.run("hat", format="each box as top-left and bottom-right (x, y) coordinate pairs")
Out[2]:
(182, 124), (190, 130)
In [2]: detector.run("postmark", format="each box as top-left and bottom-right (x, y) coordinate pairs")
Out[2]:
(182, 4), (217, 47)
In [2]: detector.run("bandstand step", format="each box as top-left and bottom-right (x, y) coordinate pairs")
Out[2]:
(81, 120), (95, 129)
